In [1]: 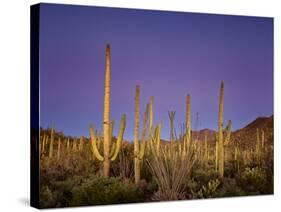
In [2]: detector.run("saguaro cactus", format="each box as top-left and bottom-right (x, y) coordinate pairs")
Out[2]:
(57, 137), (61, 160)
(168, 111), (176, 147)
(185, 94), (191, 153)
(49, 127), (54, 158)
(217, 81), (232, 178)
(256, 128), (261, 165)
(149, 96), (154, 133)
(66, 137), (70, 154)
(204, 130), (208, 167)
(89, 44), (126, 178)
(79, 136), (84, 151)
(134, 85), (149, 184)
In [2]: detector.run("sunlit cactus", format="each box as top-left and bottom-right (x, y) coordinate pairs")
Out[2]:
(57, 137), (61, 160)
(217, 81), (232, 178)
(134, 85), (149, 184)
(66, 137), (70, 154)
(256, 128), (262, 165)
(149, 96), (154, 134)
(90, 115), (126, 162)
(88, 44), (126, 178)
(79, 136), (84, 152)
(49, 127), (54, 158)
(168, 111), (176, 148)
(41, 134), (46, 154)
(204, 130), (208, 167)
(185, 94), (191, 154)
(72, 138), (77, 152)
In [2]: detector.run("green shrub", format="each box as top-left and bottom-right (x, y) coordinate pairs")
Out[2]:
(216, 178), (246, 197)
(70, 174), (144, 206)
(238, 167), (269, 194)
(191, 179), (220, 199)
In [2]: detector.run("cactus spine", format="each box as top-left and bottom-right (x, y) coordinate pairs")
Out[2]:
(89, 44), (126, 178)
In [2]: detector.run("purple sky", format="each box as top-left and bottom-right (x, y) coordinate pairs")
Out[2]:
(39, 3), (273, 140)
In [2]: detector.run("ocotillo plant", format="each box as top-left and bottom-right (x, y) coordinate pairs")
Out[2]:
(134, 85), (149, 184)
(89, 44), (126, 178)
(217, 81), (232, 178)
(146, 116), (196, 200)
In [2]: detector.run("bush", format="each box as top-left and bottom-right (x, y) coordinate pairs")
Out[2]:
(238, 167), (269, 194)
(70, 174), (144, 206)
(216, 178), (246, 197)
(190, 179), (220, 199)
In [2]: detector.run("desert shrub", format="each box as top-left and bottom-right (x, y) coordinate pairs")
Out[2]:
(238, 167), (269, 194)
(111, 144), (134, 180)
(191, 168), (218, 185)
(40, 186), (57, 208)
(191, 179), (220, 199)
(215, 178), (246, 197)
(70, 174), (144, 206)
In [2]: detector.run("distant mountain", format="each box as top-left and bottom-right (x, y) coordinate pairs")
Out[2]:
(231, 115), (273, 148)
(188, 115), (273, 148)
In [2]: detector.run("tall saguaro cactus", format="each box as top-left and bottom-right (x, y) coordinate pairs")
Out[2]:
(57, 137), (61, 160)
(217, 81), (232, 178)
(168, 111), (176, 147)
(49, 127), (54, 158)
(89, 44), (126, 178)
(134, 85), (149, 184)
(149, 96), (154, 133)
(103, 43), (111, 177)
(185, 94), (191, 153)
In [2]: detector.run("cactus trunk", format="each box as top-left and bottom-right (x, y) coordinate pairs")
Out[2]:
(186, 95), (191, 154)
(49, 127), (54, 158)
(218, 81), (224, 178)
(57, 137), (61, 160)
(134, 85), (140, 184)
(103, 44), (111, 178)
(89, 44), (126, 177)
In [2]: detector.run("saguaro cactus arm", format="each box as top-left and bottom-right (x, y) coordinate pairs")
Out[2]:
(150, 122), (162, 154)
(110, 114), (126, 161)
(137, 103), (149, 159)
(89, 124), (104, 161)
(224, 120), (232, 145)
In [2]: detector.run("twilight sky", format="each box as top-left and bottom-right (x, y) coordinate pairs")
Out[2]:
(39, 3), (273, 140)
